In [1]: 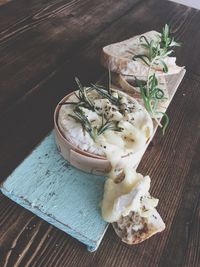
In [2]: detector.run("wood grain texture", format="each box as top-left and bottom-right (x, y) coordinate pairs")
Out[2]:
(1, 133), (108, 252)
(0, 0), (200, 266)
(0, 0), (9, 6)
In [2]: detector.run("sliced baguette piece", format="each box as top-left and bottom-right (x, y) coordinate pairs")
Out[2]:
(112, 175), (165, 244)
(112, 209), (165, 245)
(101, 30), (183, 78)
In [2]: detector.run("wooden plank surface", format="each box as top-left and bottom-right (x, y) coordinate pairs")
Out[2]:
(1, 133), (108, 252)
(0, 0), (200, 266)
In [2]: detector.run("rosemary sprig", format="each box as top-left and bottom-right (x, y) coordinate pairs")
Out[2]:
(59, 101), (79, 105)
(133, 24), (181, 73)
(98, 120), (123, 136)
(68, 107), (97, 140)
(91, 83), (121, 106)
(160, 24), (181, 51)
(75, 77), (95, 110)
(69, 106), (123, 140)
(132, 24), (181, 134)
(136, 74), (169, 134)
(62, 77), (126, 140)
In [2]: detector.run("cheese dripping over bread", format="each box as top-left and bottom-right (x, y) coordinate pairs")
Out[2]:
(96, 130), (165, 244)
(59, 85), (165, 244)
(100, 163), (165, 243)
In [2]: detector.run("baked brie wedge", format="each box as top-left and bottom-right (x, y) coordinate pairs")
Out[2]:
(58, 86), (153, 168)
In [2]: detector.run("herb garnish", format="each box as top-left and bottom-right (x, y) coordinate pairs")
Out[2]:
(69, 106), (123, 140)
(60, 77), (95, 110)
(136, 74), (169, 134)
(68, 107), (97, 140)
(75, 77), (95, 110)
(133, 24), (181, 73)
(91, 83), (121, 107)
(133, 24), (181, 134)
(98, 120), (123, 136)
(63, 78), (124, 140)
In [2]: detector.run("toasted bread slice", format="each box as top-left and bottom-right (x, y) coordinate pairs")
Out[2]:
(102, 174), (165, 244)
(101, 30), (183, 77)
(112, 209), (165, 245)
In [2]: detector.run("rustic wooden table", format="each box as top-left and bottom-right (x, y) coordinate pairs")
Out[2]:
(0, 0), (200, 266)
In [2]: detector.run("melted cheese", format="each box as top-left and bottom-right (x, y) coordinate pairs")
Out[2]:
(58, 89), (153, 159)
(98, 120), (163, 227)
(58, 87), (164, 233)
(99, 138), (160, 223)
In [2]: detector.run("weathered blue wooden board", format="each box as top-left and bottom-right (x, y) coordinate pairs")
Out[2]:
(0, 132), (108, 252)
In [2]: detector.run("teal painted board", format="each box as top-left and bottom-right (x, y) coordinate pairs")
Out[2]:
(0, 132), (108, 252)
